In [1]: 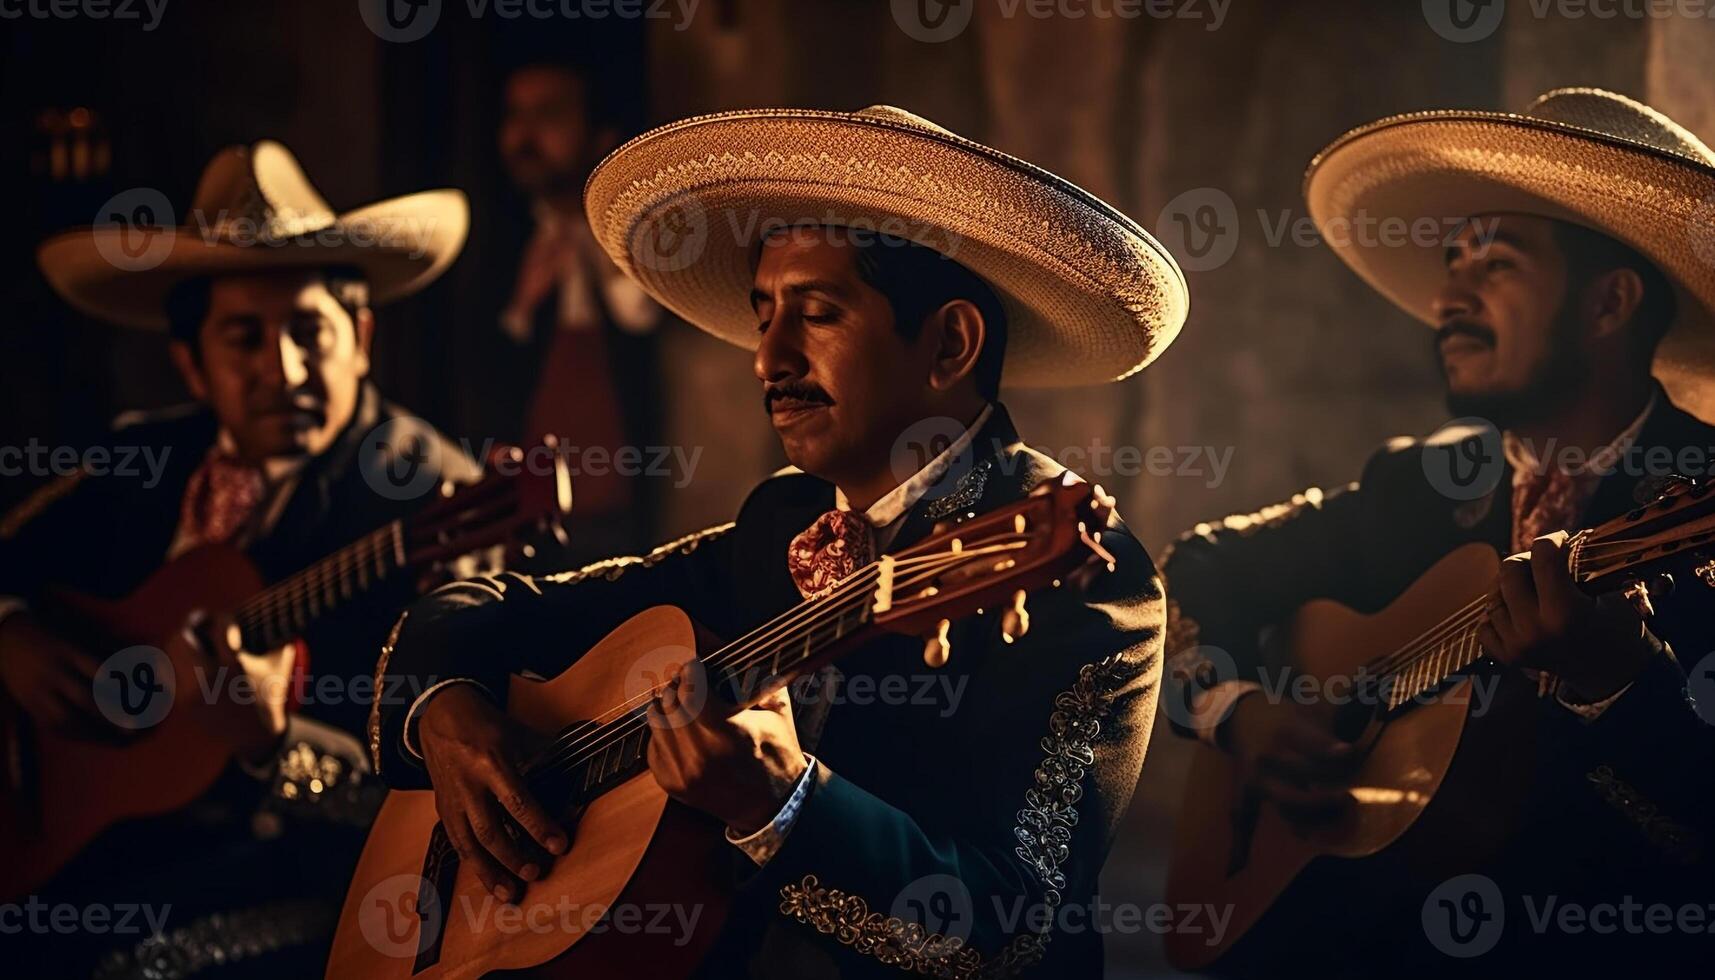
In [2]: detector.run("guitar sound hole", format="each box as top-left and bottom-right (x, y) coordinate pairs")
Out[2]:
(1332, 695), (1378, 744)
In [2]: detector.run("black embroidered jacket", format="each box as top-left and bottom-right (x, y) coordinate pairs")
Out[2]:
(371, 405), (1164, 979)
(1161, 397), (1715, 974)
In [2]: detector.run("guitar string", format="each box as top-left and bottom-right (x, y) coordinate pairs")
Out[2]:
(1363, 597), (1488, 686)
(524, 545), (1009, 776)
(243, 524), (398, 641)
(526, 559), (984, 784)
(523, 552), (982, 781)
(526, 538), (1026, 760)
(524, 545), (1019, 780)
(1367, 595), (1488, 676)
(1367, 525), (1676, 686)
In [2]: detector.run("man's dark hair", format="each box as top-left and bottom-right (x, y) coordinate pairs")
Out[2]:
(852, 235), (1009, 400)
(1551, 221), (1676, 363)
(164, 267), (371, 357)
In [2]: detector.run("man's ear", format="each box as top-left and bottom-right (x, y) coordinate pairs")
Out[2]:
(168, 339), (209, 402)
(353, 306), (375, 378)
(924, 299), (986, 393)
(1588, 267), (1645, 342)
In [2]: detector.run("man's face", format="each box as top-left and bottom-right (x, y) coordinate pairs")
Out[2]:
(1432, 213), (1585, 425)
(751, 229), (937, 484)
(499, 67), (595, 199)
(171, 271), (371, 462)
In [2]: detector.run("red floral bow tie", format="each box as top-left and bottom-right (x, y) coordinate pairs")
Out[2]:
(786, 509), (875, 599)
(179, 450), (267, 550)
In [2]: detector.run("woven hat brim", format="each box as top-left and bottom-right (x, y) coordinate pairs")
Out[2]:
(584, 109), (1188, 388)
(1305, 111), (1715, 422)
(37, 189), (469, 330)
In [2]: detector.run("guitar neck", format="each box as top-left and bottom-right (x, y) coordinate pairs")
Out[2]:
(232, 521), (410, 651)
(526, 563), (889, 805)
(1373, 604), (1488, 710)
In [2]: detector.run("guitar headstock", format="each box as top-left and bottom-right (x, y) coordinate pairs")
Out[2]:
(869, 473), (1117, 643)
(402, 439), (575, 568)
(1569, 476), (1715, 617)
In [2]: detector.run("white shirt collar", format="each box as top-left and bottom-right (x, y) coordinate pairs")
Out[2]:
(834, 404), (994, 533)
(1501, 387), (1659, 483)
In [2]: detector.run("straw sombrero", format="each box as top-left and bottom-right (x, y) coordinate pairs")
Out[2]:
(1305, 87), (1715, 421)
(38, 140), (469, 330)
(583, 105), (1188, 387)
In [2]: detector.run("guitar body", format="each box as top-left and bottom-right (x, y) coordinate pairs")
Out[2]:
(0, 544), (266, 899)
(1166, 543), (1538, 970)
(327, 605), (731, 980)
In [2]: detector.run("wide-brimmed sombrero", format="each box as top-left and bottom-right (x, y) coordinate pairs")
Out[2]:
(583, 105), (1188, 387)
(1305, 87), (1715, 421)
(39, 140), (468, 330)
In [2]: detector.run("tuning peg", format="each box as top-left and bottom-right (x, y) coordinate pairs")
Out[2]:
(923, 619), (951, 668)
(1091, 483), (1116, 511)
(1620, 579), (1655, 619)
(999, 590), (1029, 644)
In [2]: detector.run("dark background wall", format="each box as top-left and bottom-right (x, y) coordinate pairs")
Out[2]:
(3, 2), (1711, 974)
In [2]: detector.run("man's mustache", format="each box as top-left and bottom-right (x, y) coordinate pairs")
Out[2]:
(1435, 320), (1496, 349)
(763, 381), (833, 414)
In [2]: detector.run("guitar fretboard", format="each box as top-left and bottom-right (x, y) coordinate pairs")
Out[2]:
(530, 566), (886, 802)
(1375, 600), (1488, 710)
(233, 522), (407, 651)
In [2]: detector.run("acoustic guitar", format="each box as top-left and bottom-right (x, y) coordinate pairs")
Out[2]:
(0, 444), (573, 901)
(1164, 478), (1715, 970)
(325, 475), (1118, 979)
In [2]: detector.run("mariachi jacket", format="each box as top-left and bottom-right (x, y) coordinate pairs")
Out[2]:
(372, 405), (1164, 979)
(1161, 396), (1715, 974)
(1, 382), (482, 977)
(0, 381), (481, 741)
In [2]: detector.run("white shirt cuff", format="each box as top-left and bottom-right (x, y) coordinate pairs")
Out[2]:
(402, 678), (495, 759)
(1554, 681), (1633, 721)
(725, 755), (818, 866)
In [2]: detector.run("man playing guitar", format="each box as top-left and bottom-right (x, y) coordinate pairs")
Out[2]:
(369, 105), (1187, 978)
(4, 142), (480, 976)
(1164, 89), (1715, 974)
